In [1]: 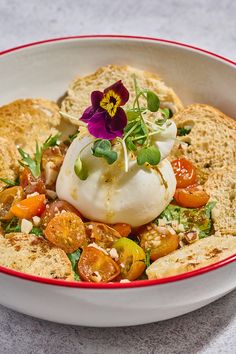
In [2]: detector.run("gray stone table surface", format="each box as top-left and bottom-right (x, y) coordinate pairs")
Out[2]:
(0, 0), (235, 353)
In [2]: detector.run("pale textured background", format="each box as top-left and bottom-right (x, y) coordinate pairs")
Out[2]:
(0, 0), (236, 353)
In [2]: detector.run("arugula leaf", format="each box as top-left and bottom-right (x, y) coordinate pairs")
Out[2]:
(157, 202), (216, 238)
(74, 156), (88, 180)
(92, 139), (118, 165)
(30, 227), (43, 236)
(68, 249), (81, 280)
(177, 127), (191, 136)
(43, 133), (61, 149)
(146, 90), (160, 112)
(18, 142), (42, 179)
(137, 146), (161, 166)
(145, 249), (151, 268)
(2, 217), (21, 233)
(0, 178), (19, 187)
(68, 249), (81, 271)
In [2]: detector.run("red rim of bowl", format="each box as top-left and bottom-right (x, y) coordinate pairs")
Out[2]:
(0, 34), (235, 289)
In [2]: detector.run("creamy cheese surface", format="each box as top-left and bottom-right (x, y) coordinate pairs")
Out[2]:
(56, 122), (177, 227)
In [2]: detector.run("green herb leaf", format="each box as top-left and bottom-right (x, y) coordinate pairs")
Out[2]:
(43, 133), (61, 149)
(0, 178), (19, 187)
(126, 110), (140, 121)
(30, 227), (43, 236)
(68, 131), (80, 143)
(126, 137), (137, 151)
(177, 127), (191, 136)
(146, 90), (160, 112)
(68, 249), (81, 271)
(68, 249), (81, 281)
(156, 202), (216, 239)
(18, 142), (42, 179)
(92, 139), (118, 165)
(2, 217), (21, 233)
(137, 146), (161, 166)
(74, 156), (88, 180)
(145, 249), (151, 268)
(160, 108), (171, 118)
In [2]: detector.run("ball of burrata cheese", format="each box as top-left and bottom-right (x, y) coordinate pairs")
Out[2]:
(56, 122), (177, 227)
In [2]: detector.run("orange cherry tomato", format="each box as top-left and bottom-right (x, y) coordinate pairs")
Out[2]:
(174, 186), (210, 208)
(10, 194), (46, 219)
(44, 212), (87, 253)
(0, 186), (24, 221)
(78, 246), (120, 282)
(85, 222), (121, 249)
(41, 200), (81, 229)
(20, 168), (46, 195)
(140, 224), (179, 261)
(111, 223), (132, 237)
(171, 158), (196, 188)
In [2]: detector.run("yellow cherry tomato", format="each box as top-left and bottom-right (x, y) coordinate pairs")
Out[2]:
(113, 237), (146, 281)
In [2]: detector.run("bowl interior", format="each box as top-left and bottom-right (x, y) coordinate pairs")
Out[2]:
(1, 37), (236, 119)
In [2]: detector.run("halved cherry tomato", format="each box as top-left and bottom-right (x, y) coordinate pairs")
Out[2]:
(41, 200), (81, 229)
(78, 246), (120, 282)
(41, 147), (65, 189)
(85, 222), (121, 249)
(20, 168), (46, 195)
(171, 158), (196, 188)
(10, 194), (46, 219)
(174, 186), (210, 208)
(140, 224), (179, 261)
(111, 223), (132, 237)
(44, 212), (87, 253)
(113, 238), (146, 281)
(0, 186), (24, 221)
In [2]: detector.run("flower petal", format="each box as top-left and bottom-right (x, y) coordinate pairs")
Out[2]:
(104, 80), (129, 106)
(110, 107), (127, 133)
(91, 91), (103, 109)
(80, 106), (95, 122)
(87, 111), (118, 140)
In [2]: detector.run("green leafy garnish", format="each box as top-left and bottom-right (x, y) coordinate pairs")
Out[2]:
(157, 202), (216, 238)
(177, 127), (191, 136)
(30, 227), (43, 236)
(137, 146), (161, 166)
(160, 108), (171, 119)
(68, 249), (81, 280)
(146, 90), (160, 112)
(145, 249), (151, 268)
(18, 142), (42, 179)
(68, 131), (80, 143)
(0, 178), (19, 187)
(92, 139), (118, 165)
(2, 217), (21, 233)
(74, 156), (88, 181)
(42, 133), (61, 149)
(18, 133), (61, 179)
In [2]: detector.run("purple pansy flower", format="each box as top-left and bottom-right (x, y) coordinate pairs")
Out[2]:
(80, 80), (129, 140)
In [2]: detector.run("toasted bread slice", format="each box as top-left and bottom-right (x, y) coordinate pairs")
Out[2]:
(170, 104), (236, 180)
(0, 137), (19, 191)
(61, 64), (183, 117)
(204, 166), (236, 235)
(0, 99), (61, 155)
(0, 233), (73, 280)
(146, 235), (236, 279)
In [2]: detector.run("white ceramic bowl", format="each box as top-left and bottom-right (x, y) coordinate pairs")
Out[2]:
(0, 36), (235, 327)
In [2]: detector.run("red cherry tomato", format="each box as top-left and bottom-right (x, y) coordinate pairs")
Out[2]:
(171, 158), (197, 188)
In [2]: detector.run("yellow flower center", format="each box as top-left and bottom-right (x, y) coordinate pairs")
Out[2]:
(100, 90), (121, 117)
